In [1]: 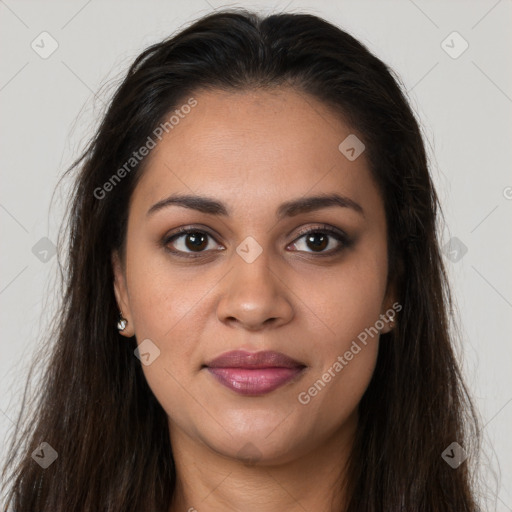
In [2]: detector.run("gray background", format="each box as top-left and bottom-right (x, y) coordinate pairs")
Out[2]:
(1, 0), (511, 509)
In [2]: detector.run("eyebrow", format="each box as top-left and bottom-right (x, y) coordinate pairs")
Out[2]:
(146, 192), (364, 219)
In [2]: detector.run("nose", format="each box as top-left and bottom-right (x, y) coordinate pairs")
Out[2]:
(216, 249), (294, 332)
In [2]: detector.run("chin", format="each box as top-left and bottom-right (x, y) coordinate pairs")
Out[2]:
(196, 419), (312, 466)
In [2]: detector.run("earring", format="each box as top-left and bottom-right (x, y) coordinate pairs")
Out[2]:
(117, 312), (128, 331)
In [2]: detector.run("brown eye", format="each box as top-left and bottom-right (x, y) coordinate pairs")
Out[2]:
(164, 228), (220, 256)
(288, 226), (351, 255)
(304, 232), (329, 252)
(181, 232), (209, 252)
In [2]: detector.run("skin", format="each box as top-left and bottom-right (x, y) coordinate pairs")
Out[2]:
(112, 86), (396, 512)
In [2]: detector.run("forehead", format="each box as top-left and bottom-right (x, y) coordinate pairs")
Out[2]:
(131, 87), (383, 222)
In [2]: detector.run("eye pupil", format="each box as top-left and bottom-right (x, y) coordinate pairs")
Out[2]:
(307, 233), (328, 251)
(186, 232), (208, 251)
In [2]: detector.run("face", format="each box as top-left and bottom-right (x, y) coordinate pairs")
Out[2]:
(113, 86), (396, 465)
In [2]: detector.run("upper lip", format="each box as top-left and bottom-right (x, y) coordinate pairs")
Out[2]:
(204, 350), (305, 369)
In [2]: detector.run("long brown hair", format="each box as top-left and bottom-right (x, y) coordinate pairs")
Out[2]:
(1, 8), (484, 511)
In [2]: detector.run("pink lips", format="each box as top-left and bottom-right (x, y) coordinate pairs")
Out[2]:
(204, 350), (306, 396)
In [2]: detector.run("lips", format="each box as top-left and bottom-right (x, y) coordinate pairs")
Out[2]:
(204, 350), (306, 396)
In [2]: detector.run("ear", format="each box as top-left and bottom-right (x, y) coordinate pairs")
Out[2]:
(379, 277), (399, 335)
(112, 250), (135, 337)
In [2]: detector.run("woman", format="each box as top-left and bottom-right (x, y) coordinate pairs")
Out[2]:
(1, 8), (483, 511)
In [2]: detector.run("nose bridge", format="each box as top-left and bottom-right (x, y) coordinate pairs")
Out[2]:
(233, 238), (274, 291)
(216, 239), (293, 329)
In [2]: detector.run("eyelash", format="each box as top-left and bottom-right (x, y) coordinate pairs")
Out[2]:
(162, 224), (352, 259)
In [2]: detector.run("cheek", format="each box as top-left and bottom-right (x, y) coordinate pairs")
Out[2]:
(124, 257), (211, 424)
(292, 242), (386, 417)
(124, 237), (208, 339)
(304, 252), (388, 348)
(295, 339), (378, 444)
(293, 276), (383, 436)
(121, 241), (209, 398)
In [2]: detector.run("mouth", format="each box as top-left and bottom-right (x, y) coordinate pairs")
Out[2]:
(203, 350), (307, 396)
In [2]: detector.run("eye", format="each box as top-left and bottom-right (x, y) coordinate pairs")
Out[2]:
(163, 227), (222, 257)
(288, 225), (351, 255)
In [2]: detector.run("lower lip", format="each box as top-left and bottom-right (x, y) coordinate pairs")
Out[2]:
(206, 367), (305, 395)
